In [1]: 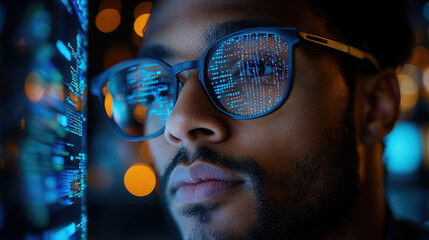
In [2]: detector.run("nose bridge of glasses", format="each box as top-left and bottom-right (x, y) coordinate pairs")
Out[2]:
(171, 60), (200, 77)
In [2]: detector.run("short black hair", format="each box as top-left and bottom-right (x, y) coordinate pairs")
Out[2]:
(310, 0), (414, 70)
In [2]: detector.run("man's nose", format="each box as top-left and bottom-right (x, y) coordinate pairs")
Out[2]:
(164, 71), (229, 148)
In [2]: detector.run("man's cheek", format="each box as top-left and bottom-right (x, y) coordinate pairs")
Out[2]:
(148, 135), (177, 174)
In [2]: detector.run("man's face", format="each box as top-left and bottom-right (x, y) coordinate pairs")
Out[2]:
(142, 0), (360, 239)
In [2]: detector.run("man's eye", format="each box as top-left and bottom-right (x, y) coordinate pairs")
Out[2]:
(242, 59), (273, 77)
(245, 60), (262, 76)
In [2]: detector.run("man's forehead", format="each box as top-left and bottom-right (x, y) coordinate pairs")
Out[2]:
(200, 20), (280, 47)
(149, 0), (295, 25)
(139, 19), (279, 59)
(139, 0), (327, 60)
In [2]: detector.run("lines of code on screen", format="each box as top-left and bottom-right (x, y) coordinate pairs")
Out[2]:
(0, 0), (88, 239)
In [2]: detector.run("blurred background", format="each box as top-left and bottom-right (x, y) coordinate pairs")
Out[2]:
(86, 1), (176, 239)
(0, 0), (429, 239)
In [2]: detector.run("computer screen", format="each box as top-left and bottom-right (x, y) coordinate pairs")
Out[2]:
(0, 0), (88, 239)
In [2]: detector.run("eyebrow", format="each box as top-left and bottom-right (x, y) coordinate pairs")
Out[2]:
(201, 19), (280, 46)
(138, 44), (174, 59)
(138, 19), (280, 59)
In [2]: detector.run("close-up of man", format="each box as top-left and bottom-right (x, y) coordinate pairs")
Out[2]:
(90, 0), (429, 239)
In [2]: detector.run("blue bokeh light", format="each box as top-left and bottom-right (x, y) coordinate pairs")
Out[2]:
(384, 122), (423, 175)
(25, 6), (52, 46)
(56, 40), (71, 61)
(58, 114), (68, 127)
(424, 1), (429, 22)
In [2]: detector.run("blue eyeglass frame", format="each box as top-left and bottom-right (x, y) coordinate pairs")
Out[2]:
(91, 27), (381, 141)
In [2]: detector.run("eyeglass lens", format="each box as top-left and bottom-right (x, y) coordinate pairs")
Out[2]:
(206, 32), (290, 116)
(102, 32), (291, 137)
(101, 61), (175, 137)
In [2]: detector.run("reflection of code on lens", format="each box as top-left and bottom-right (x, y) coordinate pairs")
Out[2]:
(104, 61), (174, 137)
(207, 33), (289, 116)
(126, 64), (173, 121)
(0, 0), (88, 239)
(119, 63), (173, 121)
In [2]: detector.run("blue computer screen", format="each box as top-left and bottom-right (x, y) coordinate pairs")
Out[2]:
(0, 0), (88, 239)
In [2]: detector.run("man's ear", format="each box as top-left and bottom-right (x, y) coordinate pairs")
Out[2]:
(360, 68), (400, 145)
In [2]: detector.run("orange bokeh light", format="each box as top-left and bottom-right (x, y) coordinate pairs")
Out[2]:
(124, 163), (156, 197)
(24, 71), (45, 102)
(21, 118), (25, 130)
(95, 9), (121, 33)
(134, 13), (150, 37)
(133, 104), (148, 124)
(104, 92), (113, 118)
(398, 73), (419, 112)
(423, 68), (429, 95)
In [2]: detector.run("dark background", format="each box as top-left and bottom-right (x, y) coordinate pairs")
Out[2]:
(87, 2), (179, 239)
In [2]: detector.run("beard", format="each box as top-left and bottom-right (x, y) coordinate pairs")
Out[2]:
(248, 117), (360, 240)
(160, 98), (360, 240)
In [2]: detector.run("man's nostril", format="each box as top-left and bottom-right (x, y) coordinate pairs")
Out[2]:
(190, 128), (214, 136)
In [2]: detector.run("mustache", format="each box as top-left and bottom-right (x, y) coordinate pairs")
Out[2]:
(160, 146), (264, 197)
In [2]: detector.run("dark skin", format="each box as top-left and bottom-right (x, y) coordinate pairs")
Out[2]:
(141, 0), (400, 239)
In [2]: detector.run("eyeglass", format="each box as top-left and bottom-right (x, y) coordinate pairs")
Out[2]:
(90, 27), (381, 141)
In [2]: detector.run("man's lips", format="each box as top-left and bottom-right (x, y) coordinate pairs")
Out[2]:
(168, 162), (243, 204)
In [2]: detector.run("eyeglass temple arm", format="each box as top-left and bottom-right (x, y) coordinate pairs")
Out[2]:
(298, 32), (381, 71)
